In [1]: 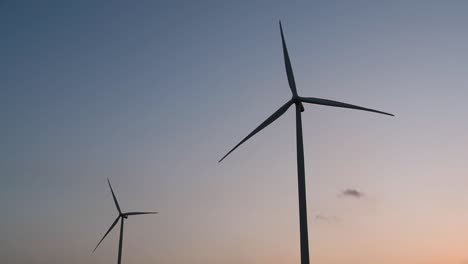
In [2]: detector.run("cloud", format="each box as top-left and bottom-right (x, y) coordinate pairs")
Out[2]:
(339, 188), (365, 199)
(314, 214), (339, 223)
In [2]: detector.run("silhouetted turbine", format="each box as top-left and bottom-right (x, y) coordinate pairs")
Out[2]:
(93, 179), (157, 264)
(219, 21), (393, 264)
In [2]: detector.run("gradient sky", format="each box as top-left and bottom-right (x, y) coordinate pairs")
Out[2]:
(2, 1), (468, 263)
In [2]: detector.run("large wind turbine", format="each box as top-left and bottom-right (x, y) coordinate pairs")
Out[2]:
(93, 179), (158, 264)
(219, 21), (393, 264)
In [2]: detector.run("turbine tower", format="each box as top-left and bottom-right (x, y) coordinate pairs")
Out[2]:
(219, 21), (393, 264)
(93, 179), (158, 264)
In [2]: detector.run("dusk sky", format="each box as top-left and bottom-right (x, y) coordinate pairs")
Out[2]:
(2, 1), (468, 263)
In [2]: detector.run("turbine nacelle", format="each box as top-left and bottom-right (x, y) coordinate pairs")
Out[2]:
(293, 96), (305, 112)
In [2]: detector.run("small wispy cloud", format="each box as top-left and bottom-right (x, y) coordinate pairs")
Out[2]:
(314, 214), (339, 223)
(339, 188), (365, 199)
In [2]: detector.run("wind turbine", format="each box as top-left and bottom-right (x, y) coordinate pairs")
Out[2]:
(93, 179), (158, 264)
(219, 21), (393, 264)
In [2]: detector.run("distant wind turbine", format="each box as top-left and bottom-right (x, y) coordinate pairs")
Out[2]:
(219, 21), (393, 264)
(93, 179), (157, 264)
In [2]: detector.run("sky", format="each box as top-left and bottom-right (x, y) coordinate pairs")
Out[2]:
(1, 1), (468, 263)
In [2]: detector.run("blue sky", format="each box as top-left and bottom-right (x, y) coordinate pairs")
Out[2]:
(2, 1), (468, 263)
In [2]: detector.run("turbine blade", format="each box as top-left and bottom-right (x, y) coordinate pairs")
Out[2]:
(279, 21), (298, 97)
(107, 178), (122, 214)
(93, 216), (120, 252)
(219, 99), (293, 162)
(300, 97), (394, 116)
(124, 211), (158, 216)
